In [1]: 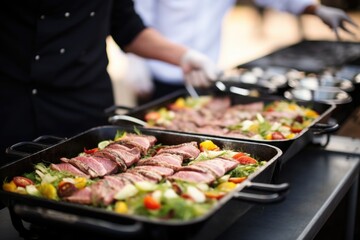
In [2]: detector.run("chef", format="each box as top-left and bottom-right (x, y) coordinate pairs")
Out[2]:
(0, 0), (218, 161)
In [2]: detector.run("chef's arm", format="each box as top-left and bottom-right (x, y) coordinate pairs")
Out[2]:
(110, 0), (218, 87)
(123, 28), (186, 66)
(123, 28), (218, 87)
(302, 4), (358, 39)
(254, 0), (358, 39)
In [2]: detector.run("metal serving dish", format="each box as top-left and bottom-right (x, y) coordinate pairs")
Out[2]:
(108, 89), (337, 165)
(288, 74), (354, 92)
(219, 66), (299, 94)
(0, 125), (285, 240)
(284, 87), (352, 105)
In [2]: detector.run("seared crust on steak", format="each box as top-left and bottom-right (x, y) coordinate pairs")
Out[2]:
(116, 133), (156, 154)
(93, 149), (127, 172)
(50, 163), (90, 178)
(128, 168), (162, 182)
(156, 142), (200, 160)
(168, 171), (215, 184)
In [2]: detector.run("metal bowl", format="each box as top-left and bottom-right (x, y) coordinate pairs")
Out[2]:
(288, 74), (354, 92)
(220, 66), (300, 89)
(284, 87), (352, 105)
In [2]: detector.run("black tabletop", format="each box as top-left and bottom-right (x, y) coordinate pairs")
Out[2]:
(217, 135), (360, 240)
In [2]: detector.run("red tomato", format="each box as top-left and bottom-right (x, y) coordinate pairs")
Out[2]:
(294, 115), (304, 123)
(57, 182), (77, 198)
(144, 112), (161, 122)
(234, 156), (258, 165)
(204, 191), (226, 200)
(232, 152), (246, 160)
(271, 132), (285, 140)
(180, 193), (193, 200)
(144, 195), (161, 210)
(265, 107), (274, 112)
(228, 177), (247, 184)
(13, 176), (34, 188)
(83, 147), (98, 154)
(290, 127), (302, 133)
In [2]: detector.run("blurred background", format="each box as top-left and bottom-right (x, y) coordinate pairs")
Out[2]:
(106, 0), (360, 107)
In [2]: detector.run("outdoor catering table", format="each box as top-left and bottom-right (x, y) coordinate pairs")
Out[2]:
(0, 135), (359, 240)
(1, 40), (359, 240)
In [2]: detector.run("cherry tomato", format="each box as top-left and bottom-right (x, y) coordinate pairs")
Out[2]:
(228, 177), (247, 184)
(271, 132), (285, 140)
(265, 107), (274, 112)
(144, 195), (161, 210)
(294, 115), (304, 123)
(290, 127), (302, 133)
(84, 147), (98, 154)
(57, 182), (77, 198)
(204, 191), (226, 200)
(13, 176), (34, 188)
(291, 121), (303, 133)
(232, 152), (246, 160)
(144, 112), (161, 122)
(234, 156), (258, 165)
(180, 193), (193, 200)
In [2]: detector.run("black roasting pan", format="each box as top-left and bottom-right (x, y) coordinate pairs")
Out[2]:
(108, 88), (337, 164)
(0, 125), (285, 240)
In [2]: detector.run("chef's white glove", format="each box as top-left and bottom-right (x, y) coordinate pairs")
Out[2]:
(180, 49), (219, 87)
(314, 5), (358, 40)
(124, 53), (154, 96)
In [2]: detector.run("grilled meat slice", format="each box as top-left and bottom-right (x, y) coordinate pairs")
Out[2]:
(156, 142), (200, 160)
(106, 143), (141, 166)
(128, 168), (162, 182)
(91, 177), (132, 206)
(133, 165), (174, 177)
(178, 165), (217, 178)
(116, 133), (156, 154)
(119, 172), (155, 184)
(137, 153), (183, 170)
(63, 187), (92, 204)
(50, 163), (90, 178)
(168, 171), (215, 184)
(61, 156), (107, 178)
(91, 180), (115, 206)
(91, 156), (118, 175)
(194, 160), (227, 178)
(93, 148), (127, 172)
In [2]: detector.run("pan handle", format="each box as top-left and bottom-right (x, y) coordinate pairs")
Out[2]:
(108, 115), (147, 126)
(6, 135), (66, 158)
(246, 182), (289, 192)
(232, 192), (285, 203)
(6, 142), (50, 158)
(232, 182), (289, 203)
(33, 135), (66, 146)
(13, 204), (144, 238)
(310, 122), (339, 135)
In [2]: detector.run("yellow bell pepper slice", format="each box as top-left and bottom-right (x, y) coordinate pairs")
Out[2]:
(3, 181), (17, 192)
(114, 201), (128, 214)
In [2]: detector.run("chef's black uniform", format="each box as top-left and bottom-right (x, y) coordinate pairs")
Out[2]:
(0, 0), (146, 161)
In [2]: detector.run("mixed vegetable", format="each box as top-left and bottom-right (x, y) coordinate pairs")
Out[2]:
(145, 97), (319, 140)
(2, 132), (266, 221)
